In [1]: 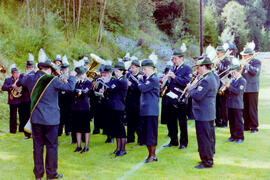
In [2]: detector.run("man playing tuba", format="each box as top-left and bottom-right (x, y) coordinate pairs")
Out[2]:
(1, 64), (22, 134)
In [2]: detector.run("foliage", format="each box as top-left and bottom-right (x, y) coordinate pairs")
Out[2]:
(221, 1), (248, 52)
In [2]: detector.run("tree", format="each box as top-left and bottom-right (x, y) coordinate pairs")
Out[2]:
(221, 1), (248, 51)
(202, 5), (219, 47)
(245, 0), (266, 49)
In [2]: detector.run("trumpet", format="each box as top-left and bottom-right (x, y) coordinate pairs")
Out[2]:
(178, 74), (202, 103)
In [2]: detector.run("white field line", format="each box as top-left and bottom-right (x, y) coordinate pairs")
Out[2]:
(117, 121), (195, 180)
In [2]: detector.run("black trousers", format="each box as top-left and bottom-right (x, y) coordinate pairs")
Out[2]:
(216, 94), (228, 127)
(32, 123), (59, 179)
(9, 104), (20, 134)
(243, 92), (259, 131)
(18, 102), (31, 137)
(58, 105), (72, 136)
(228, 108), (244, 140)
(126, 107), (141, 142)
(166, 103), (188, 146)
(195, 120), (215, 167)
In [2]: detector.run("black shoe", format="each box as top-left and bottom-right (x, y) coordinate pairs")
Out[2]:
(115, 150), (127, 157)
(221, 125), (227, 128)
(244, 128), (250, 131)
(25, 136), (30, 140)
(111, 149), (120, 155)
(226, 137), (235, 142)
(74, 147), (82, 152)
(81, 147), (89, 153)
(105, 138), (114, 143)
(65, 132), (70, 136)
(194, 164), (212, 169)
(144, 156), (158, 163)
(179, 145), (186, 150)
(251, 129), (258, 134)
(47, 173), (63, 179)
(92, 130), (100, 134)
(234, 139), (244, 144)
(126, 140), (135, 144)
(163, 143), (178, 147)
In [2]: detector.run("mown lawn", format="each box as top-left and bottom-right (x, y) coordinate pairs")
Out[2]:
(0, 60), (270, 180)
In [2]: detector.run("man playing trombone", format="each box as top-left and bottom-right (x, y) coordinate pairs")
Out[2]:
(241, 46), (261, 133)
(187, 56), (219, 169)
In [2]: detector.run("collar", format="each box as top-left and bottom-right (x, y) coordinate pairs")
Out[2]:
(146, 72), (155, 79)
(174, 62), (184, 70)
(202, 71), (212, 78)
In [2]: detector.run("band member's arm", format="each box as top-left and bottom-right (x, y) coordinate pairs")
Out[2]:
(107, 79), (128, 93)
(16, 73), (26, 87)
(1, 78), (12, 91)
(188, 79), (209, 101)
(228, 80), (246, 95)
(245, 60), (261, 76)
(173, 68), (193, 87)
(54, 76), (76, 92)
(138, 78), (158, 93)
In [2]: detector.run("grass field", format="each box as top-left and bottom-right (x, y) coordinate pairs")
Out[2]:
(0, 59), (270, 180)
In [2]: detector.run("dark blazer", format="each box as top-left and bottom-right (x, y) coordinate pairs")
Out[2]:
(188, 72), (219, 121)
(17, 71), (35, 102)
(71, 80), (92, 111)
(138, 73), (160, 116)
(242, 58), (261, 92)
(106, 76), (128, 111)
(166, 64), (192, 104)
(216, 58), (231, 77)
(1, 77), (21, 105)
(22, 70), (76, 125)
(126, 72), (141, 110)
(227, 77), (246, 109)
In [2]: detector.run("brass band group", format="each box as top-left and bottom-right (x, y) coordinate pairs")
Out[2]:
(1, 40), (261, 179)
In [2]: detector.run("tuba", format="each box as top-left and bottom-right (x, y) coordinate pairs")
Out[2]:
(0, 64), (6, 73)
(86, 57), (101, 80)
(11, 79), (22, 98)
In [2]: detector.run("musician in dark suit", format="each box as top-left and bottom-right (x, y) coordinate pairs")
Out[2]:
(1, 65), (21, 134)
(225, 64), (246, 144)
(241, 48), (261, 133)
(106, 62), (128, 156)
(138, 59), (160, 163)
(57, 59), (73, 137)
(72, 66), (92, 153)
(98, 65), (114, 143)
(163, 49), (192, 149)
(188, 57), (219, 169)
(22, 59), (76, 179)
(215, 46), (231, 128)
(126, 60), (141, 144)
(16, 59), (35, 139)
(160, 65), (171, 126)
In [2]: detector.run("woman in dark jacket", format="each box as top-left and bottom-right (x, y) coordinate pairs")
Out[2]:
(105, 62), (128, 157)
(138, 59), (160, 163)
(72, 66), (92, 153)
